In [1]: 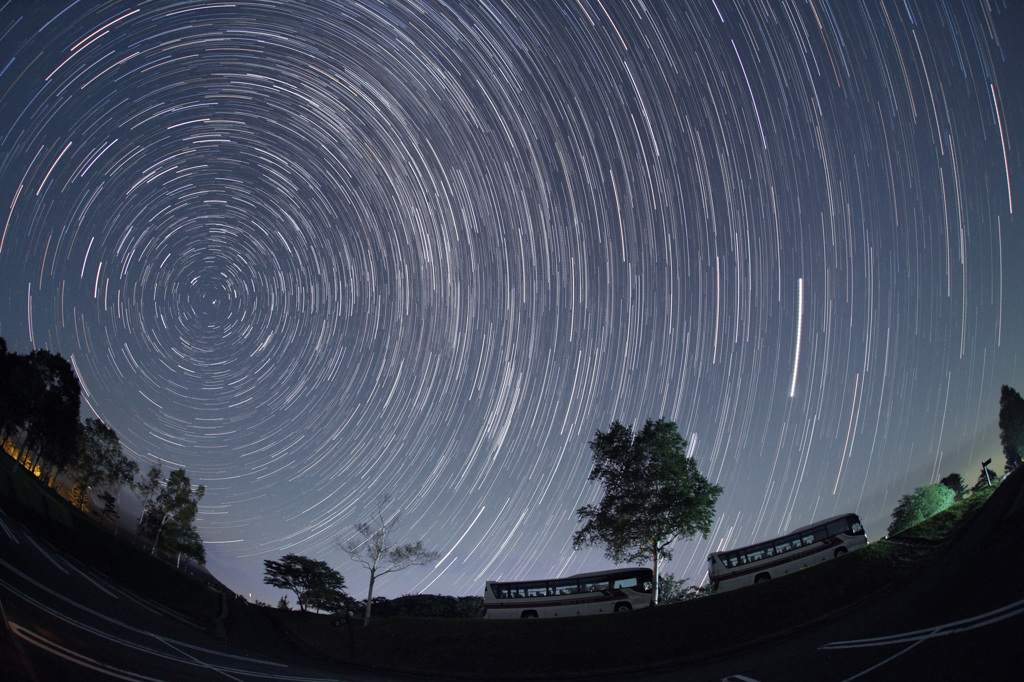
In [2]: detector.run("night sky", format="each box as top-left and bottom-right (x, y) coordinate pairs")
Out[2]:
(1, 0), (1021, 605)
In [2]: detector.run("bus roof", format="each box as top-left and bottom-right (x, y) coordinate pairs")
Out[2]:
(708, 513), (860, 559)
(485, 566), (651, 585)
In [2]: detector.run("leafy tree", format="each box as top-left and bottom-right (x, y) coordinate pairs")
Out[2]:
(98, 490), (119, 524)
(657, 573), (691, 605)
(68, 418), (135, 510)
(572, 418), (722, 604)
(339, 494), (439, 626)
(263, 554), (348, 612)
(136, 466), (206, 564)
(658, 572), (710, 604)
(134, 464), (163, 534)
(367, 594), (484, 619)
(939, 472), (967, 501)
(887, 483), (956, 536)
(999, 385), (1024, 472)
(0, 337), (18, 450)
(277, 596), (291, 610)
(4, 349), (81, 478)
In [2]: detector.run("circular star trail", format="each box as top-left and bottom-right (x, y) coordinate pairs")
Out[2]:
(0, 0), (1021, 602)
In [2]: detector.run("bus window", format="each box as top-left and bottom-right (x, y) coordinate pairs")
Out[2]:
(827, 519), (849, 537)
(526, 585), (548, 598)
(550, 579), (579, 595)
(580, 578), (610, 593)
(776, 540), (791, 553)
(851, 520), (864, 535)
(613, 576), (638, 589)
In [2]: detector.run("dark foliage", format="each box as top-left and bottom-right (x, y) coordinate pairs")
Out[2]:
(939, 472), (967, 501)
(0, 344), (81, 477)
(362, 594), (484, 619)
(573, 418), (722, 604)
(264, 553), (349, 612)
(999, 385), (1024, 472)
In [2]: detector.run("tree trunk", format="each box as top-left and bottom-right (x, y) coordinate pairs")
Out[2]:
(363, 570), (376, 626)
(651, 543), (661, 605)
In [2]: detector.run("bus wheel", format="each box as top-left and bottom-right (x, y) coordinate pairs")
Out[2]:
(521, 611), (538, 619)
(755, 573), (771, 584)
(834, 547), (848, 558)
(614, 603), (632, 613)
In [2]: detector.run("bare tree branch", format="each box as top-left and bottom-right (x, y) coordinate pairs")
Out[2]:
(339, 494), (439, 625)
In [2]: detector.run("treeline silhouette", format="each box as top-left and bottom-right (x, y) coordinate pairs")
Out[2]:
(1, 337), (81, 482)
(0, 336), (205, 564)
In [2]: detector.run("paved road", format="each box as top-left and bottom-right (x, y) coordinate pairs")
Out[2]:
(4, 472), (1023, 681)
(0, 506), (405, 682)
(644, 470), (1024, 681)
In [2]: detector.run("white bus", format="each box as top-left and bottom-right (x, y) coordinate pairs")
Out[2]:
(483, 567), (653, 619)
(707, 513), (867, 592)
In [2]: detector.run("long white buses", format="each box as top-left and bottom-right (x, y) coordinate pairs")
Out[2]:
(483, 567), (653, 619)
(707, 513), (867, 592)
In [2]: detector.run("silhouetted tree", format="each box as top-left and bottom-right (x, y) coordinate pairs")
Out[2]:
(0, 338), (32, 455)
(5, 349), (81, 478)
(0, 337), (17, 450)
(366, 594), (484, 619)
(98, 490), (119, 524)
(888, 483), (955, 536)
(263, 554), (348, 613)
(999, 385), (1024, 472)
(68, 418), (135, 510)
(939, 472), (967, 501)
(974, 465), (999, 491)
(573, 418), (722, 604)
(339, 494), (439, 626)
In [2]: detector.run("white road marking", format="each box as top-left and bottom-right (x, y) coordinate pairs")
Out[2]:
(24, 534), (68, 573)
(820, 596), (1024, 682)
(0, 514), (19, 543)
(821, 595), (1024, 649)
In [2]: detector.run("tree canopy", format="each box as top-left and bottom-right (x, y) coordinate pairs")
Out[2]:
(263, 553), (348, 613)
(938, 472), (966, 501)
(67, 418), (137, 511)
(887, 483), (955, 536)
(0, 344), (81, 478)
(999, 385), (1024, 472)
(572, 418), (722, 604)
(136, 465), (206, 564)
